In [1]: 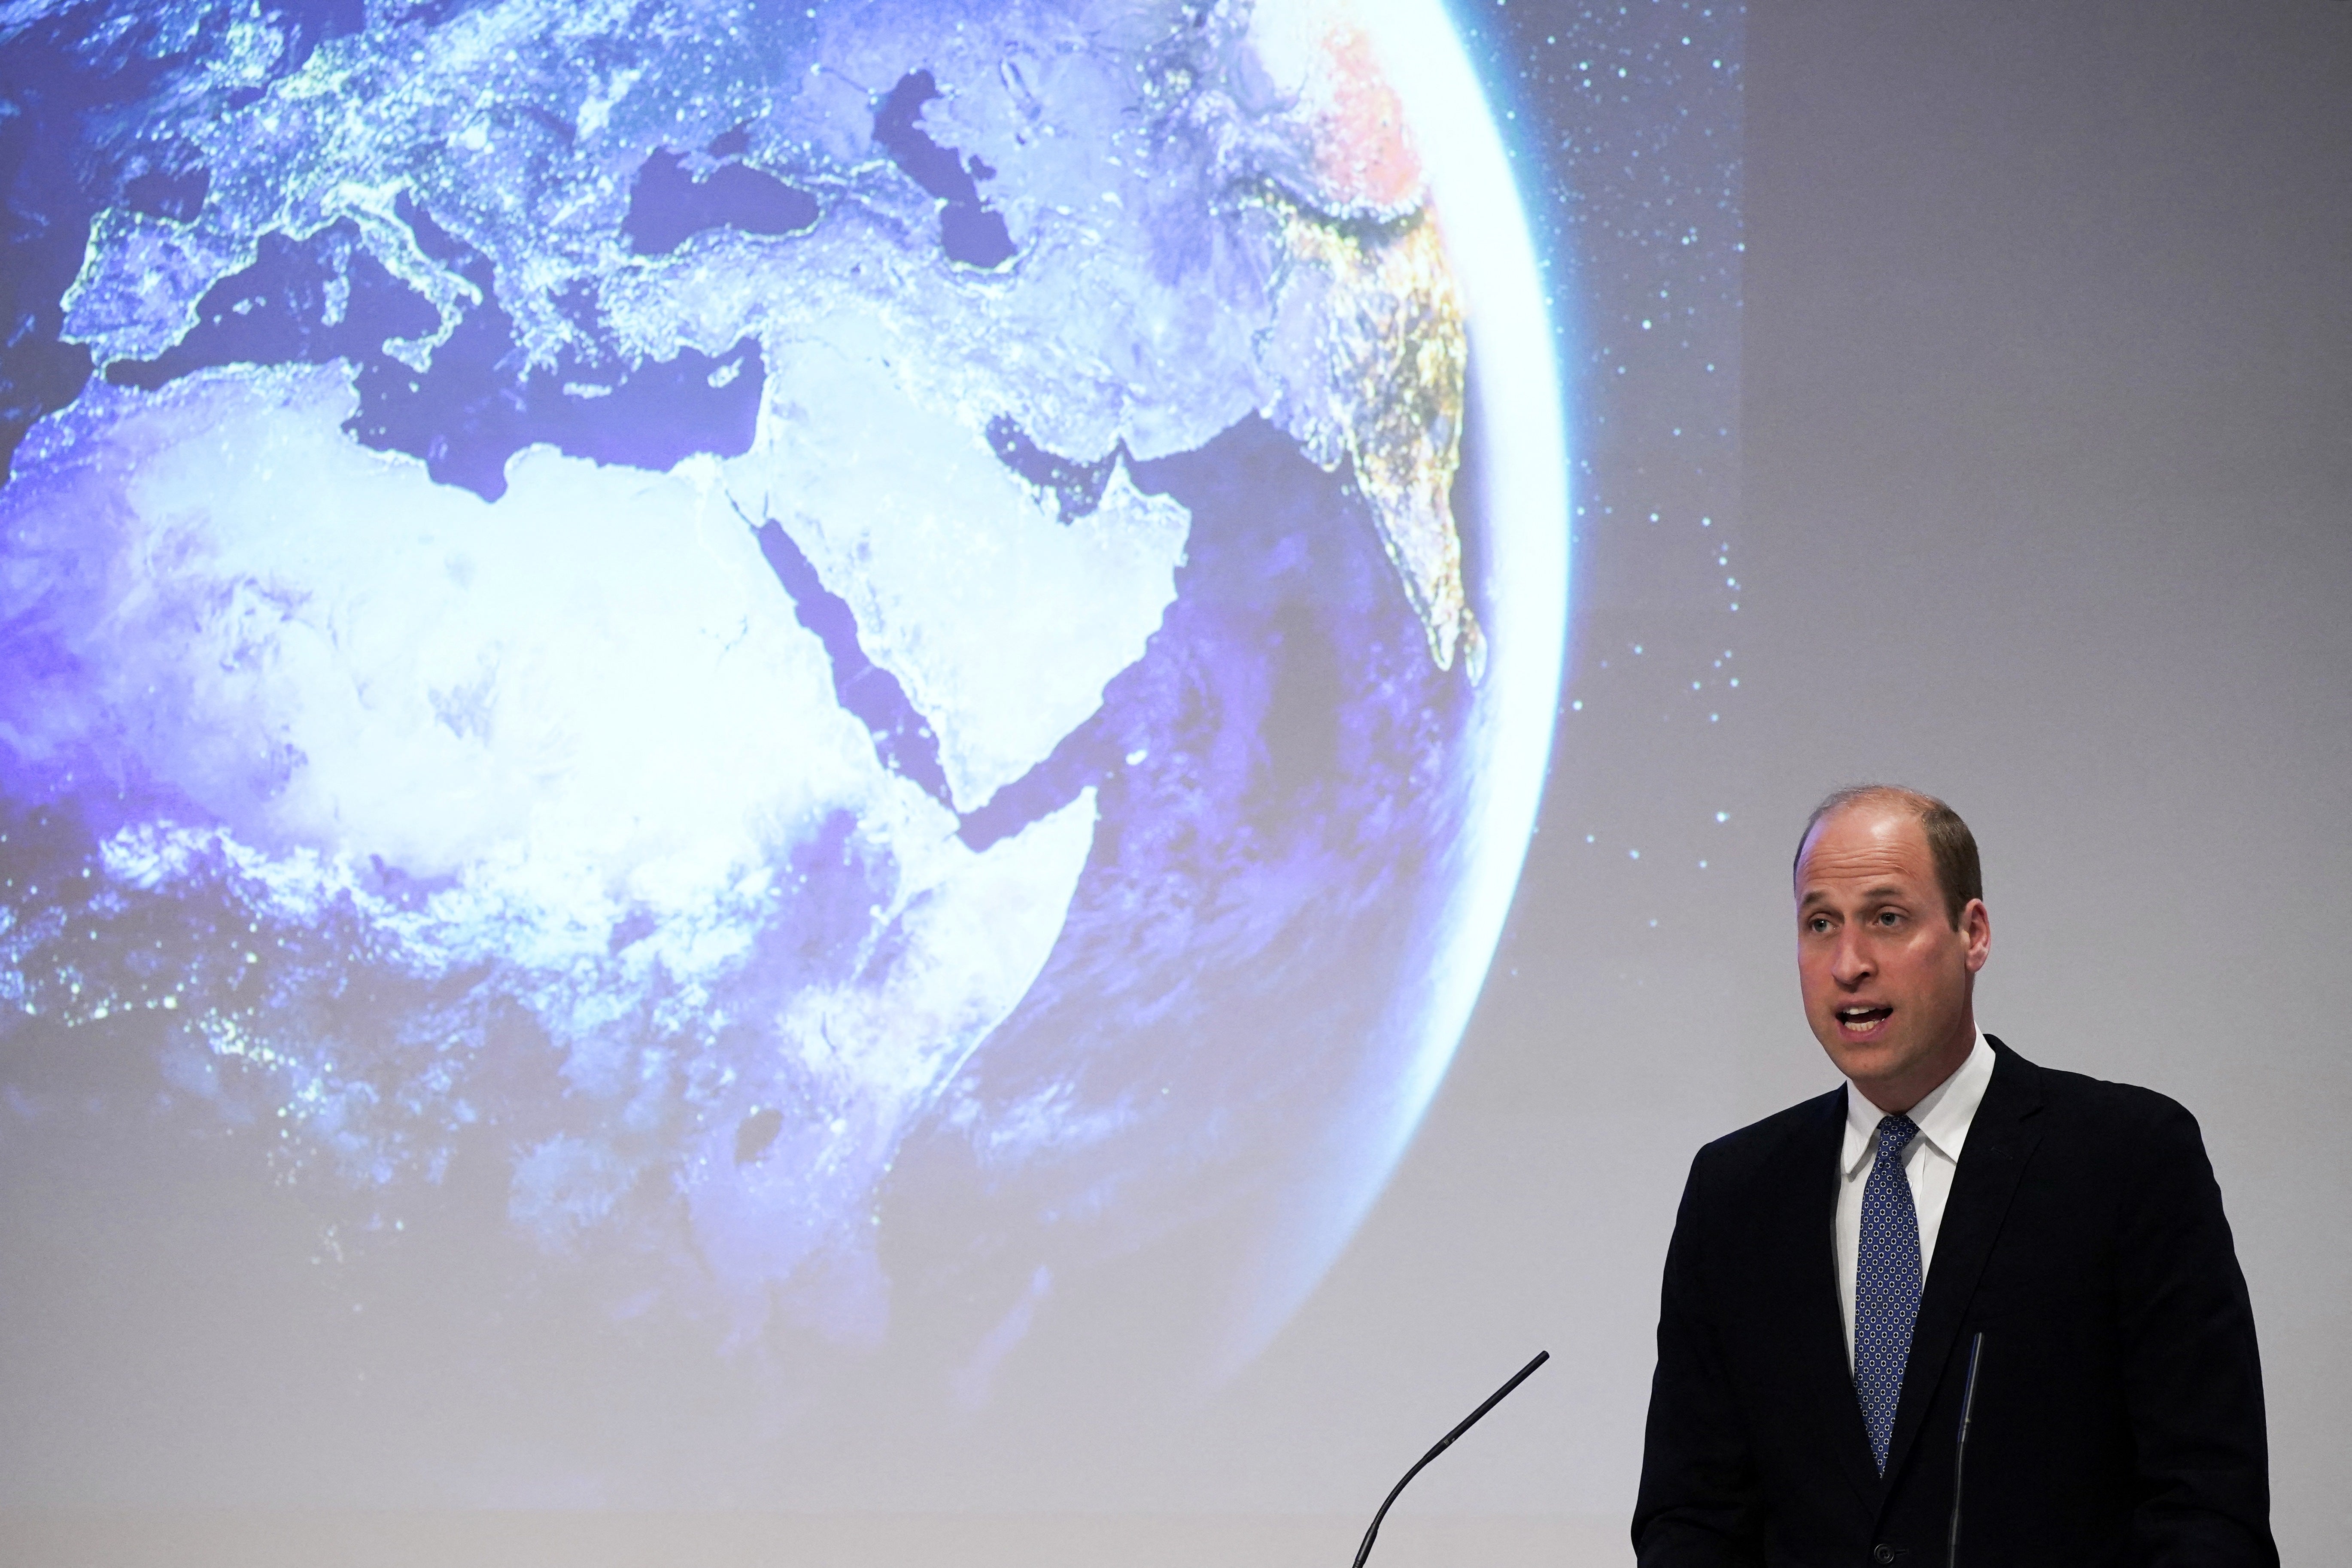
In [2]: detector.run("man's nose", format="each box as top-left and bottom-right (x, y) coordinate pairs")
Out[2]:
(1832, 931), (1875, 986)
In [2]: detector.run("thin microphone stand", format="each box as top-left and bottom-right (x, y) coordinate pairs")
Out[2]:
(1350, 1350), (1550, 1568)
(1946, 1332), (1986, 1568)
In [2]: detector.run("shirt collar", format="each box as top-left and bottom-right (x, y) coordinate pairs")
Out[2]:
(1841, 1032), (1993, 1176)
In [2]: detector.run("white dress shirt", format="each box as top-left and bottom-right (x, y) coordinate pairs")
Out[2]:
(1834, 1032), (1994, 1372)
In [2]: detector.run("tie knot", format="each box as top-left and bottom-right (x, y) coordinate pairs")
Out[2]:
(1875, 1114), (1920, 1157)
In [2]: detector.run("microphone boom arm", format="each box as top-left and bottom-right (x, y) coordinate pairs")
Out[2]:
(1349, 1350), (1551, 1568)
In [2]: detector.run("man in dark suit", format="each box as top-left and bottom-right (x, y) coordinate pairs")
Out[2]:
(1633, 786), (2274, 1565)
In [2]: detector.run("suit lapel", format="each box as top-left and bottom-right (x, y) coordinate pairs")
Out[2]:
(1877, 1036), (2046, 1492)
(1789, 1088), (1882, 1511)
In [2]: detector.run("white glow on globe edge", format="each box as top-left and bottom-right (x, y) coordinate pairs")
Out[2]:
(1231, 0), (1569, 1365)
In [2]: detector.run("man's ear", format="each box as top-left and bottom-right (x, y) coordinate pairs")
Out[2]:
(1961, 897), (1990, 974)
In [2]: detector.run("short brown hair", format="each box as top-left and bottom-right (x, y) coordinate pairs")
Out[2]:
(1793, 785), (1982, 928)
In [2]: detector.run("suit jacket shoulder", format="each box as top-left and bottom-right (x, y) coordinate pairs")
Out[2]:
(1688, 1083), (1843, 1191)
(2014, 1047), (2203, 1143)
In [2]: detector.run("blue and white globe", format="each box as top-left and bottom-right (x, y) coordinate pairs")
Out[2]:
(0, 0), (1562, 1418)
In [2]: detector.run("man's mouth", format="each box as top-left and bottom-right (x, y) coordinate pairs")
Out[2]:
(1835, 1005), (1894, 1038)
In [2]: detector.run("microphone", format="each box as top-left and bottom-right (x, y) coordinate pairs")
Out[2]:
(1945, 1331), (1985, 1568)
(1349, 1350), (1550, 1568)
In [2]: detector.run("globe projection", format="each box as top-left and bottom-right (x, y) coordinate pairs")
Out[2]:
(0, 0), (1564, 1465)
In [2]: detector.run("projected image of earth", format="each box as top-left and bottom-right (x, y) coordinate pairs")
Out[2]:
(0, 0), (1562, 1422)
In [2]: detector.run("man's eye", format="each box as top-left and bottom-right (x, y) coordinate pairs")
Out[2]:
(1876, 911), (1902, 926)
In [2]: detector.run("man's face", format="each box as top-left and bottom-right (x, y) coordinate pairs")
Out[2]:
(1795, 803), (1990, 1112)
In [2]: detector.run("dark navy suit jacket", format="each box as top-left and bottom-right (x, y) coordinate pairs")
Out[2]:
(1633, 1037), (2275, 1566)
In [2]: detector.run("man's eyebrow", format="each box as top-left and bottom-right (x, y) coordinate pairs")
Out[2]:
(1797, 882), (1913, 910)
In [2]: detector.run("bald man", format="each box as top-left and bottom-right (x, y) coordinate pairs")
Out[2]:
(1633, 787), (2274, 1566)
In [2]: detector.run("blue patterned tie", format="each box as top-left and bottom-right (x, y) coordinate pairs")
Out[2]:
(1855, 1113), (1923, 1475)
